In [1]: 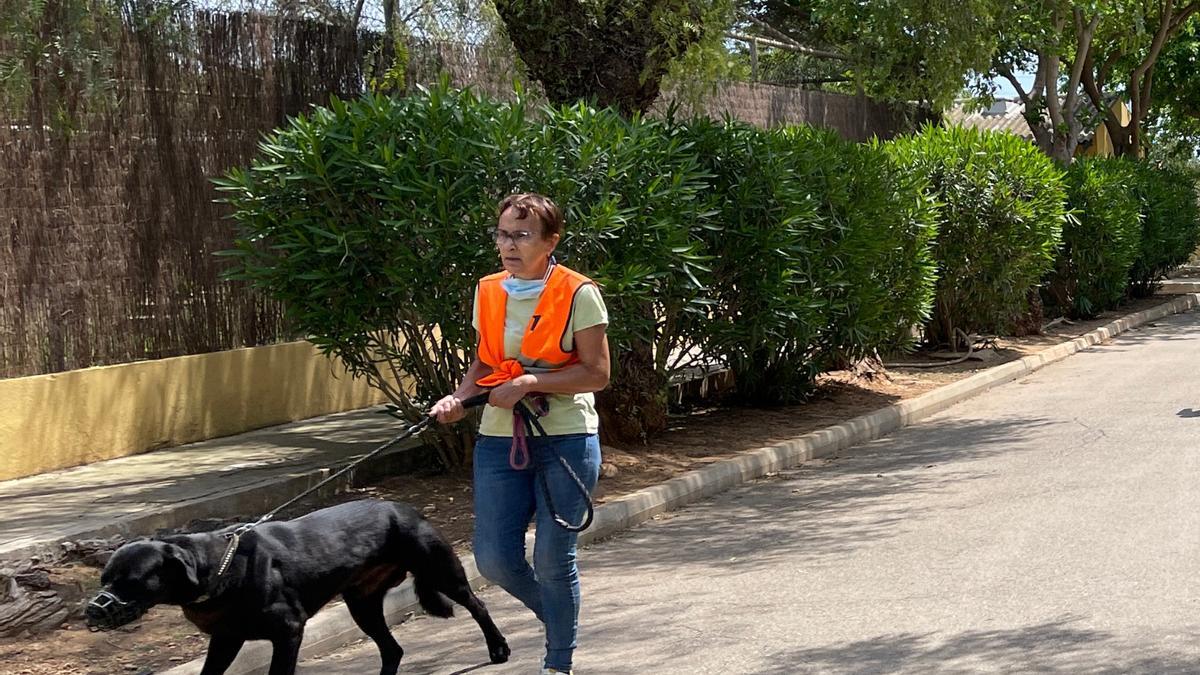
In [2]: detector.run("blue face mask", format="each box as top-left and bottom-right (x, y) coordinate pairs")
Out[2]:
(501, 257), (556, 300)
(501, 276), (546, 300)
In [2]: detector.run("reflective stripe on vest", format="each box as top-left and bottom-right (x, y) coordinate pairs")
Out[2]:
(476, 264), (594, 387)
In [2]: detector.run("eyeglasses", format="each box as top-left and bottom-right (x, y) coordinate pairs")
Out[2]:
(488, 227), (539, 246)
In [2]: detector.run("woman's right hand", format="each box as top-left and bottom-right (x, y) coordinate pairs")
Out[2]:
(429, 394), (466, 424)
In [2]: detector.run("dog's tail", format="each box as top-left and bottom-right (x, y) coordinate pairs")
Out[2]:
(413, 572), (455, 618)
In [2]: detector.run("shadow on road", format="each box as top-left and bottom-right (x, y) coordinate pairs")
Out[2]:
(586, 415), (1055, 575)
(758, 616), (1200, 674)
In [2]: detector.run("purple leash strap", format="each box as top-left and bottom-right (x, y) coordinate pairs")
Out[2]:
(510, 411), (530, 469)
(508, 395), (549, 470)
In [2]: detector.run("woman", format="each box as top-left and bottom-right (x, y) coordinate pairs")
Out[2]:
(430, 193), (609, 675)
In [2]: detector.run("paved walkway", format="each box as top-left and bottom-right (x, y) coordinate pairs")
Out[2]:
(299, 309), (1200, 674)
(0, 407), (415, 560)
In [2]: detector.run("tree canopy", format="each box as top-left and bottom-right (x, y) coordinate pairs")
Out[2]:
(745, 0), (1200, 159)
(1142, 8), (1200, 156)
(742, 0), (998, 109)
(978, 1), (1200, 159)
(1082, 0), (1200, 156)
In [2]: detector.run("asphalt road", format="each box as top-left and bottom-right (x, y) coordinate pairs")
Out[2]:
(300, 309), (1200, 674)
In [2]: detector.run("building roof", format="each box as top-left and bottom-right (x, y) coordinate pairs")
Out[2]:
(943, 99), (1034, 140)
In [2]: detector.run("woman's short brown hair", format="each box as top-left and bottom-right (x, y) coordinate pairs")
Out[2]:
(498, 193), (564, 238)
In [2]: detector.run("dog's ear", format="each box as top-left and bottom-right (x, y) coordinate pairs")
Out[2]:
(162, 544), (201, 591)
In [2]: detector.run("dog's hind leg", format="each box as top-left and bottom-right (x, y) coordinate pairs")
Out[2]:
(199, 635), (245, 675)
(345, 591), (404, 675)
(435, 577), (511, 664)
(267, 633), (303, 675)
(415, 537), (511, 664)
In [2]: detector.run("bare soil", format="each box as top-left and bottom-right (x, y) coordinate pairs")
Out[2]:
(0, 295), (1171, 675)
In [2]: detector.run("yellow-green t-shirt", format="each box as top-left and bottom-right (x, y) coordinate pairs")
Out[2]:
(472, 282), (608, 437)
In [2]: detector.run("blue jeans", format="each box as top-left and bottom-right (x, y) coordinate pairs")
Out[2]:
(473, 432), (601, 672)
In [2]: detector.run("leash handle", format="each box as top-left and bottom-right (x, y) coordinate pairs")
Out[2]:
(459, 391), (492, 410)
(510, 413), (531, 470)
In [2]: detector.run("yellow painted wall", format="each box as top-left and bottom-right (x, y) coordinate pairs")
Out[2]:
(1079, 100), (1133, 158)
(0, 341), (390, 481)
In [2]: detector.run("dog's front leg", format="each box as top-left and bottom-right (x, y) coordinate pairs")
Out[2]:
(199, 635), (246, 675)
(267, 633), (304, 675)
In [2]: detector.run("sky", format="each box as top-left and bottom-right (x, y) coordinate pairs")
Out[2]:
(988, 69), (1037, 100)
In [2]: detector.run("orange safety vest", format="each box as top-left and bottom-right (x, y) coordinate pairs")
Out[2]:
(475, 264), (594, 388)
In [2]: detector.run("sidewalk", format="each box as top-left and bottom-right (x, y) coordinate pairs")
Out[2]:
(0, 406), (422, 562)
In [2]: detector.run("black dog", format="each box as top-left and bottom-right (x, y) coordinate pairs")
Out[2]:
(87, 499), (509, 674)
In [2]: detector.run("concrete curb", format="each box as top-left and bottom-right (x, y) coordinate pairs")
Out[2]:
(162, 293), (1200, 675)
(1160, 280), (1200, 294)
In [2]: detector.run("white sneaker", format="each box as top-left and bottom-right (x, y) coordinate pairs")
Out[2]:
(540, 669), (573, 675)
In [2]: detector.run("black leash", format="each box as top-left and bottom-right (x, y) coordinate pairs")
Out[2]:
(515, 399), (596, 533)
(215, 391), (493, 576)
(213, 390), (594, 577)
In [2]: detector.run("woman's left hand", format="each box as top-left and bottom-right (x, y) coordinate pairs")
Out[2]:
(488, 375), (536, 409)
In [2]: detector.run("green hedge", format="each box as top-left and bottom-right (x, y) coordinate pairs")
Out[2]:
(886, 125), (1066, 344)
(1049, 158), (1143, 318)
(217, 83), (943, 454)
(567, 117), (939, 407)
(216, 86), (529, 466)
(525, 104), (718, 440)
(1128, 161), (1200, 297)
(826, 134), (938, 366)
(678, 121), (937, 405)
(678, 119), (828, 405)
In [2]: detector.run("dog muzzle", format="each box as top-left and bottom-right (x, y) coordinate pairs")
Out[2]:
(85, 589), (150, 631)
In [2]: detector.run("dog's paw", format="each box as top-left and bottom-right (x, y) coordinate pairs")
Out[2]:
(489, 639), (511, 664)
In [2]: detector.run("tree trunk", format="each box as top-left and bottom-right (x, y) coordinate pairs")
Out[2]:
(383, 0), (395, 35)
(492, 1), (709, 117)
(1011, 288), (1046, 336)
(1028, 121), (1054, 159)
(1110, 122), (1136, 157)
(926, 287), (958, 348)
(1050, 131), (1079, 166)
(596, 342), (668, 444)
